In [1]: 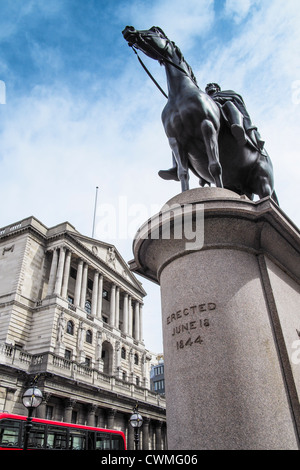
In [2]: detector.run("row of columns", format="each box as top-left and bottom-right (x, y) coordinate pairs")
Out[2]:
(44, 398), (166, 450)
(47, 246), (143, 342)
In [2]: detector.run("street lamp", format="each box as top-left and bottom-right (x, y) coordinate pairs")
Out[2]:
(22, 385), (43, 450)
(129, 404), (143, 450)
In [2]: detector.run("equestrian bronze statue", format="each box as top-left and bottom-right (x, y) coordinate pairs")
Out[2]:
(122, 26), (278, 204)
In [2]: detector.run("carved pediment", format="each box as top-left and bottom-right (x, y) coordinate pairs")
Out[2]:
(69, 233), (145, 295)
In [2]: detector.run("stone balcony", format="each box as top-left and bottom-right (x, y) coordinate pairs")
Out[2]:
(0, 342), (165, 409)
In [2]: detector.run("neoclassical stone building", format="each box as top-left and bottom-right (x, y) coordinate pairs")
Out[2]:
(0, 216), (166, 449)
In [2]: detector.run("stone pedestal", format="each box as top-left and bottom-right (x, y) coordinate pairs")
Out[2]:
(129, 188), (300, 450)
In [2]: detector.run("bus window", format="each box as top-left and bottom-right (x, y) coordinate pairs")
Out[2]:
(0, 419), (20, 448)
(69, 430), (86, 450)
(25, 423), (45, 449)
(87, 431), (95, 450)
(46, 425), (68, 449)
(111, 434), (125, 450)
(95, 432), (111, 450)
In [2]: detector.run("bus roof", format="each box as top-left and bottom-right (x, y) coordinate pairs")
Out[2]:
(0, 412), (125, 437)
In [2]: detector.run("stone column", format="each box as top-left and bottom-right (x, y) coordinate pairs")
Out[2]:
(123, 293), (128, 334)
(36, 393), (51, 419)
(61, 249), (72, 298)
(155, 422), (162, 450)
(87, 405), (97, 427)
(134, 301), (140, 340)
(127, 418), (134, 450)
(110, 284), (116, 326)
(130, 187), (300, 450)
(97, 274), (103, 319)
(115, 286), (120, 329)
(143, 417), (150, 450)
(74, 259), (83, 306)
(80, 262), (88, 309)
(91, 270), (99, 316)
(107, 409), (116, 429)
(139, 303), (143, 342)
(64, 398), (76, 423)
(128, 296), (132, 337)
(54, 246), (66, 295)
(47, 248), (58, 295)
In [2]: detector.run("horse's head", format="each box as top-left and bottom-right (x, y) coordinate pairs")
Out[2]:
(122, 26), (172, 63)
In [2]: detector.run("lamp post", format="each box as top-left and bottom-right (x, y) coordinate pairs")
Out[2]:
(22, 385), (43, 450)
(129, 404), (143, 450)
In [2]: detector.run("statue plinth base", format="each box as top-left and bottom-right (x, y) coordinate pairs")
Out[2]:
(130, 188), (300, 450)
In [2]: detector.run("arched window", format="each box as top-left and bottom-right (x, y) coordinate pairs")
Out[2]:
(86, 329), (93, 344)
(134, 353), (139, 365)
(66, 320), (74, 335)
(121, 347), (126, 359)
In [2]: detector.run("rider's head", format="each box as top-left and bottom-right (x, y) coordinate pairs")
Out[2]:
(205, 83), (221, 95)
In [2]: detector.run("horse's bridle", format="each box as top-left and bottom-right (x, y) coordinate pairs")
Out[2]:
(133, 28), (190, 74)
(128, 27), (195, 98)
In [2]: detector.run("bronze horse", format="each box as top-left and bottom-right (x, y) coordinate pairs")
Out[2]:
(123, 26), (278, 203)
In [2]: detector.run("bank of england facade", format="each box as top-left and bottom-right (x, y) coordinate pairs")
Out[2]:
(0, 216), (166, 449)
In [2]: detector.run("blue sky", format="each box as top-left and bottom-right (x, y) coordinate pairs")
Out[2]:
(1, 0), (300, 352)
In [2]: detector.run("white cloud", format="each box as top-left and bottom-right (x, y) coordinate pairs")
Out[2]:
(224, 0), (259, 23)
(118, 0), (215, 50)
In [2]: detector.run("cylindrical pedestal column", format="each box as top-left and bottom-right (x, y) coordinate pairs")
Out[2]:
(130, 188), (300, 450)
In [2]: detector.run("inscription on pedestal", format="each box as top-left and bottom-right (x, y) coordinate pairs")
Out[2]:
(166, 302), (217, 351)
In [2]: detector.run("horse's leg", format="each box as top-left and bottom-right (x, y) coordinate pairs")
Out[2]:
(201, 119), (223, 187)
(256, 178), (279, 204)
(257, 176), (273, 198)
(249, 155), (278, 203)
(168, 137), (189, 191)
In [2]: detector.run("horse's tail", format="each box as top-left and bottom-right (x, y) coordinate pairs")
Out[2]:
(271, 190), (279, 206)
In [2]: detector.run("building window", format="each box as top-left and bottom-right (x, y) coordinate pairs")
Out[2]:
(102, 289), (109, 300)
(85, 300), (91, 315)
(154, 379), (165, 392)
(134, 353), (139, 365)
(84, 357), (91, 367)
(66, 320), (74, 335)
(86, 329), (93, 344)
(64, 349), (72, 360)
(154, 365), (164, 376)
(121, 347), (126, 359)
(70, 267), (77, 279)
(46, 405), (53, 420)
(67, 295), (74, 305)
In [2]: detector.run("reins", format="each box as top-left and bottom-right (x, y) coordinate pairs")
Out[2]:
(130, 31), (197, 99)
(131, 46), (168, 99)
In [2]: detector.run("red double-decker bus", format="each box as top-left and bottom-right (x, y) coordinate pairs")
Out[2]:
(0, 413), (126, 450)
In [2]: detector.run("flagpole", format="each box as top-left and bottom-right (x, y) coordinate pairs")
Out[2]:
(92, 186), (99, 238)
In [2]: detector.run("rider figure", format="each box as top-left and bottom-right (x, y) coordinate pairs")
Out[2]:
(159, 83), (265, 182)
(205, 83), (265, 151)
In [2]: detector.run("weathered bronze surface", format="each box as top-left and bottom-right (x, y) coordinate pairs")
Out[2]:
(123, 26), (278, 203)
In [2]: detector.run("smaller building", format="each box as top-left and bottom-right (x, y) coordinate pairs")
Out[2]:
(150, 356), (165, 395)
